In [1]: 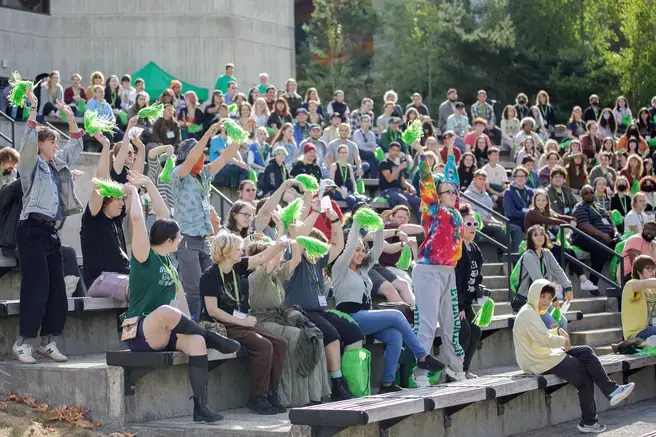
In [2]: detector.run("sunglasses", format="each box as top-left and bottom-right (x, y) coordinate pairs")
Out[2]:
(464, 221), (479, 228)
(439, 189), (457, 196)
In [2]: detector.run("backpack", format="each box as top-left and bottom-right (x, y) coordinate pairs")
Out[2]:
(510, 253), (530, 312)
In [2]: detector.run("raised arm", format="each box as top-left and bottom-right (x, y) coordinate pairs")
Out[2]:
(89, 133), (112, 216)
(326, 208), (344, 263)
(127, 170), (169, 220)
(411, 140), (438, 206)
(209, 138), (242, 176)
(17, 88), (39, 184)
(114, 116), (139, 175)
(332, 220), (361, 277)
(131, 135), (146, 175)
(178, 122), (220, 179)
(363, 227), (384, 271)
(246, 240), (288, 270)
(127, 184), (150, 263)
(254, 179), (302, 232)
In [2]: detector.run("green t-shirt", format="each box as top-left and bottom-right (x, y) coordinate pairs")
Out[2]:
(214, 74), (237, 94)
(121, 250), (177, 321)
(258, 84), (269, 95)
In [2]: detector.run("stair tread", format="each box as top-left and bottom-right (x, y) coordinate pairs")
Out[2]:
(570, 327), (623, 334)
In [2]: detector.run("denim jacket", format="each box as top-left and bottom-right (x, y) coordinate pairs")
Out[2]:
(18, 120), (84, 221)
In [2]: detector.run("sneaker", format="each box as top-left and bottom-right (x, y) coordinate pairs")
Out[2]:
(378, 384), (403, 394)
(12, 342), (36, 364)
(267, 391), (286, 414)
(465, 372), (478, 379)
(246, 397), (278, 415)
(580, 280), (599, 292)
(444, 367), (466, 382)
(36, 342), (68, 362)
(577, 422), (607, 433)
(609, 382), (635, 406)
(416, 354), (446, 373)
(411, 372), (430, 388)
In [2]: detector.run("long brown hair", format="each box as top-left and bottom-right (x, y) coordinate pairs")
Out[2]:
(526, 224), (553, 250)
(530, 190), (557, 218)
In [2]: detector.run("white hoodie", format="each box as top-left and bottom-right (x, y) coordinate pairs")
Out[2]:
(513, 279), (567, 375)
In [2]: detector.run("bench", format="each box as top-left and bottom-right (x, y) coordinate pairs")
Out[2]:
(289, 353), (656, 433)
(0, 296), (126, 317)
(106, 348), (243, 395)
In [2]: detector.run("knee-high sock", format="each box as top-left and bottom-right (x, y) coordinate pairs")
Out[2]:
(188, 355), (209, 399)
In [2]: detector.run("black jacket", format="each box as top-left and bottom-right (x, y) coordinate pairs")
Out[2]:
(258, 161), (287, 197)
(290, 161), (322, 182)
(455, 241), (485, 311)
(0, 178), (22, 257)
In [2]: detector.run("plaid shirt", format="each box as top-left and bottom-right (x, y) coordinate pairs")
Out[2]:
(349, 109), (374, 134)
(470, 102), (496, 126)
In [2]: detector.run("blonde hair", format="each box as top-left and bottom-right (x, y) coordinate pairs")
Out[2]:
(210, 233), (243, 264)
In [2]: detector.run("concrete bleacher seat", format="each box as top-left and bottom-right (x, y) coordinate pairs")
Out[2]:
(289, 354), (656, 436)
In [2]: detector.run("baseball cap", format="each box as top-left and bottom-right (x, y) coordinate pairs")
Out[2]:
(455, 102), (465, 109)
(477, 89), (487, 96)
(389, 116), (401, 124)
(296, 107), (308, 114)
(309, 124), (321, 130)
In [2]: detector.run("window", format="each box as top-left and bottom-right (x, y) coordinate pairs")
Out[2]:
(1, 0), (49, 14)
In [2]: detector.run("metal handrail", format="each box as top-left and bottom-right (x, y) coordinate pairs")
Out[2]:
(0, 110), (16, 147)
(45, 122), (70, 141)
(460, 191), (509, 225)
(558, 224), (624, 289)
(209, 184), (234, 219)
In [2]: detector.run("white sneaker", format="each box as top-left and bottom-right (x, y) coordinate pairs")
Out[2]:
(580, 280), (599, 291)
(465, 372), (478, 379)
(609, 382), (634, 406)
(64, 275), (79, 297)
(577, 422), (607, 433)
(12, 342), (36, 364)
(411, 372), (430, 388)
(444, 367), (466, 382)
(36, 342), (68, 362)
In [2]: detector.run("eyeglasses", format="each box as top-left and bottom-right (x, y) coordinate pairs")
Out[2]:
(237, 211), (253, 219)
(464, 221), (479, 228)
(439, 189), (457, 196)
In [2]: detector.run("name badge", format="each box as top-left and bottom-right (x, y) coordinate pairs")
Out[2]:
(522, 208), (528, 213)
(318, 296), (327, 307)
(167, 130), (175, 139)
(232, 310), (247, 319)
(564, 208), (570, 214)
(601, 218), (610, 226)
(202, 198), (210, 210)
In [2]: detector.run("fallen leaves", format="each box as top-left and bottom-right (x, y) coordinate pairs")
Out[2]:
(4, 392), (101, 430)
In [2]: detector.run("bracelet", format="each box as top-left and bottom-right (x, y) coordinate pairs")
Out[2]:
(394, 229), (399, 236)
(330, 217), (340, 224)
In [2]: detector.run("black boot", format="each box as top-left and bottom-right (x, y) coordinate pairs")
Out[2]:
(246, 397), (278, 415)
(171, 315), (240, 354)
(192, 397), (224, 422)
(268, 391), (286, 413)
(331, 377), (355, 401)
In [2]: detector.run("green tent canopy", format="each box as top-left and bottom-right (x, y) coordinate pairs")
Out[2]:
(132, 61), (209, 102)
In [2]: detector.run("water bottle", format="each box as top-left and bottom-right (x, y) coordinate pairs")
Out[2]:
(444, 154), (459, 189)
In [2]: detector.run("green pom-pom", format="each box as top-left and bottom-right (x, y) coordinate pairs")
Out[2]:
(297, 235), (330, 258)
(187, 123), (203, 134)
(92, 178), (125, 199)
(401, 119), (423, 145)
(279, 198), (303, 232)
(295, 174), (319, 193)
(473, 298), (495, 327)
(356, 178), (365, 195)
(84, 110), (118, 135)
(610, 209), (624, 226)
(326, 309), (356, 324)
(375, 147), (385, 163)
(223, 119), (250, 144)
(472, 211), (484, 231)
(550, 307), (562, 324)
(119, 111), (128, 126)
(353, 208), (383, 231)
(248, 167), (258, 183)
(8, 71), (34, 108)
(638, 347), (656, 357)
(261, 236), (272, 243)
(228, 103), (238, 114)
(395, 245), (412, 270)
(159, 156), (175, 184)
(138, 103), (164, 123)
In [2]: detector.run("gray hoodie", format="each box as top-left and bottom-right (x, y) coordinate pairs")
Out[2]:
(516, 249), (572, 297)
(464, 183), (494, 221)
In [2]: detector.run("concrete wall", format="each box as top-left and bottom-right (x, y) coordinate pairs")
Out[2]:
(0, 0), (295, 92)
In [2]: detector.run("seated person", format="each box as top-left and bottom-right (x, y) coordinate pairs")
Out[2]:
(503, 166), (534, 232)
(481, 147), (508, 209)
(547, 166), (578, 215)
(258, 147), (294, 199)
(438, 131), (462, 165)
(589, 152), (617, 189)
(514, 225), (572, 331)
(521, 155), (540, 189)
(379, 117), (406, 154)
(86, 85), (124, 143)
(624, 191), (650, 233)
(111, 116), (145, 183)
(332, 218), (444, 393)
(572, 185), (619, 289)
(200, 233), (291, 415)
(514, 280), (634, 434)
(328, 144), (367, 210)
(455, 205), (486, 379)
(247, 239), (331, 407)
(445, 102), (469, 152)
(378, 205), (424, 285)
(621, 222), (656, 284)
(464, 169), (522, 253)
(463, 117), (492, 151)
(610, 176), (632, 233)
(538, 151), (560, 187)
(379, 142), (420, 218)
(621, 255), (656, 342)
(291, 143), (322, 182)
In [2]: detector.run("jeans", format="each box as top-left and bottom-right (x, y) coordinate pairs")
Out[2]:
(636, 326), (656, 340)
(543, 346), (618, 425)
(350, 309), (427, 384)
(16, 219), (67, 338)
(176, 235), (212, 320)
(358, 149), (379, 178)
(572, 236), (615, 285)
(541, 304), (568, 331)
(382, 188), (421, 218)
(61, 245), (84, 297)
(458, 305), (482, 372)
(332, 190), (368, 210)
(550, 244), (584, 277)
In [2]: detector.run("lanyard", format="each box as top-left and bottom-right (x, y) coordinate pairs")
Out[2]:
(619, 195), (628, 214)
(219, 266), (241, 309)
(111, 93), (117, 106)
(593, 108), (599, 120)
(278, 115), (285, 126)
(155, 253), (180, 292)
(309, 262), (322, 293)
(595, 195), (607, 210)
(514, 187), (528, 207)
(576, 121), (584, 133)
(112, 221), (128, 260)
(540, 105), (549, 120)
(539, 256), (546, 277)
(338, 164), (348, 185)
(279, 164), (287, 181)
(589, 203), (606, 220)
(273, 277), (284, 306)
(193, 174), (207, 195)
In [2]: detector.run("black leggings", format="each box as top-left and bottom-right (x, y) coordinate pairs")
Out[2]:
(550, 244), (584, 278)
(304, 310), (363, 347)
(458, 305), (482, 372)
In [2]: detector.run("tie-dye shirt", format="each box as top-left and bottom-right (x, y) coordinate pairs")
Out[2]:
(416, 157), (464, 267)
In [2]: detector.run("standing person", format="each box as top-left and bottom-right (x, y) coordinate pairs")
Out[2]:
(583, 94), (602, 123)
(514, 280), (634, 434)
(332, 219), (444, 393)
(614, 96), (632, 135)
(409, 140), (466, 384)
(536, 90), (556, 136)
(470, 89), (499, 144)
(11, 92), (83, 364)
(172, 123), (242, 319)
(379, 142), (420, 218)
(326, 90), (350, 121)
(283, 78), (303, 118)
(454, 206), (488, 380)
(438, 88), (458, 133)
(214, 63), (237, 95)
